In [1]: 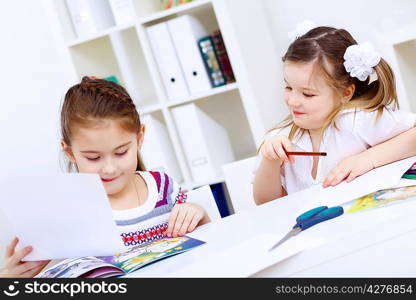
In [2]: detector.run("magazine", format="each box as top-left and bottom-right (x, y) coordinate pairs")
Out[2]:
(346, 185), (416, 213)
(37, 236), (205, 278)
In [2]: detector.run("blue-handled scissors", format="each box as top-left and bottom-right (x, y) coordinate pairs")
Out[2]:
(269, 206), (344, 251)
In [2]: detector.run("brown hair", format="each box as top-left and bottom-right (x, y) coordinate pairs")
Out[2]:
(271, 26), (398, 141)
(61, 76), (146, 172)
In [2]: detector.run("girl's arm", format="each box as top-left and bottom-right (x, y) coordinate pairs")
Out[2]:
(253, 157), (285, 205)
(324, 126), (416, 187)
(365, 126), (416, 168)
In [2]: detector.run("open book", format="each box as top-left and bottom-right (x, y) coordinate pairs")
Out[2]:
(346, 185), (416, 213)
(37, 236), (205, 278)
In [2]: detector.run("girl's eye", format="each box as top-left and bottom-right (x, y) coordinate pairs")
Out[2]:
(115, 150), (128, 156)
(303, 93), (315, 98)
(86, 157), (100, 161)
(285, 86), (292, 91)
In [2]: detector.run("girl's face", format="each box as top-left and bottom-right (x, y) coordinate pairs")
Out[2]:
(283, 61), (346, 133)
(62, 119), (144, 197)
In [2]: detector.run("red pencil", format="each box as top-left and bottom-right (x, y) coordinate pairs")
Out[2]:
(286, 151), (327, 156)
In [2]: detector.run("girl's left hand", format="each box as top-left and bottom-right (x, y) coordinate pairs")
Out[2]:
(323, 152), (375, 188)
(165, 203), (206, 238)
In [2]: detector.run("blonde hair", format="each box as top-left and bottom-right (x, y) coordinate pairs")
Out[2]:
(268, 26), (398, 142)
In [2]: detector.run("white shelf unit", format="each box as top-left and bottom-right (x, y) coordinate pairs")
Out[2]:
(388, 23), (416, 112)
(43, 0), (283, 192)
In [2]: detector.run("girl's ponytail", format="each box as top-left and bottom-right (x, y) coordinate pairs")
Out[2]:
(352, 58), (399, 118)
(373, 59), (398, 109)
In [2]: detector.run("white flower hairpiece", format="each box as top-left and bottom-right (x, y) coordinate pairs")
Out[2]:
(288, 20), (316, 43)
(343, 42), (381, 81)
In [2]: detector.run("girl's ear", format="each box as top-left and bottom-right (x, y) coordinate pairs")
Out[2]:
(137, 125), (146, 149)
(341, 84), (355, 103)
(61, 140), (76, 163)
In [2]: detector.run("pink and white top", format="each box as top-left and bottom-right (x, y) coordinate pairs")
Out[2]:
(112, 171), (186, 248)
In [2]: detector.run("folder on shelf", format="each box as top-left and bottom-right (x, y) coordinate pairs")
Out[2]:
(171, 103), (235, 183)
(167, 15), (212, 94)
(108, 0), (136, 26)
(146, 22), (190, 100)
(65, 0), (115, 38)
(141, 114), (183, 182)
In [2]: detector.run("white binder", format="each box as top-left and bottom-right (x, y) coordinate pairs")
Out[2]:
(171, 103), (235, 182)
(65, 0), (115, 38)
(167, 15), (212, 94)
(141, 114), (183, 182)
(108, 0), (136, 26)
(146, 22), (190, 101)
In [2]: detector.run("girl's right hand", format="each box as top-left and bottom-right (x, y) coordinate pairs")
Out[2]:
(260, 135), (294, 163)
(0, 237), (49, 278)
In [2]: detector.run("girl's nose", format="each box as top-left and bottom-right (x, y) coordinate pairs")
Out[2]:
(287, 96), (301, 109)
(102, 158), (116, 175)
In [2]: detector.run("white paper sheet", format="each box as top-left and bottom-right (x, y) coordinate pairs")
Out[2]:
(0, 173), (124, 261)
(395, 178), (416, 188)
(302, 156), (416, 211)
(170, 233), (326, 277)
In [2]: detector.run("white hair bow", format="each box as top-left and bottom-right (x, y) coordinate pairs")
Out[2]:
(343, 42), (381, 81)
(288, 20), (316, 43)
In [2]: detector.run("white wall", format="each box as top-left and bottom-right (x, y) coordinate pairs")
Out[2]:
(261, 0), (416, 112)
(0, 0), (76, 264)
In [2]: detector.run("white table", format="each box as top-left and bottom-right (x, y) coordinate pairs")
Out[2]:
(125, 186), (416, 277)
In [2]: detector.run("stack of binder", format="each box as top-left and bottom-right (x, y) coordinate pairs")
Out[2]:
(171, 103), (235, 183)
(146, 15), (215, 100)
(65, 0), (115, 38)
(108, 0), (136, 26)
(140, 114), (183, 182)
(146, 22), (190, 100)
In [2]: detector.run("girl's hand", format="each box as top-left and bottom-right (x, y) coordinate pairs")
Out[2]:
(165, 203), (206, 238)
(260, 135), (294, 163)
(323, 152), (375, 188)
(0, 237), (50, 278)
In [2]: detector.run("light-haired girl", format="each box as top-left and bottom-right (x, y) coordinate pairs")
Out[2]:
(254, 24), (416, 205)
(1, 77), (210, 277)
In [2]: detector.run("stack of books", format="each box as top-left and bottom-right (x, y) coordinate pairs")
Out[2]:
(198, 30), (236, 88)
(160, 0), (193, 10)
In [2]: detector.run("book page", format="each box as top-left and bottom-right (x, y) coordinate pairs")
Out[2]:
(37, 256), (123, 278)
(346, 185), (416, 213)
(80, 267), (125, 278)
(301, 156), (416, 212)
(98, 236), (205, 273)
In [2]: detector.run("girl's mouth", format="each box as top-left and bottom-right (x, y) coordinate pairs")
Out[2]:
(293, 111), (305, 116)
(101, 176), (119, 182)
